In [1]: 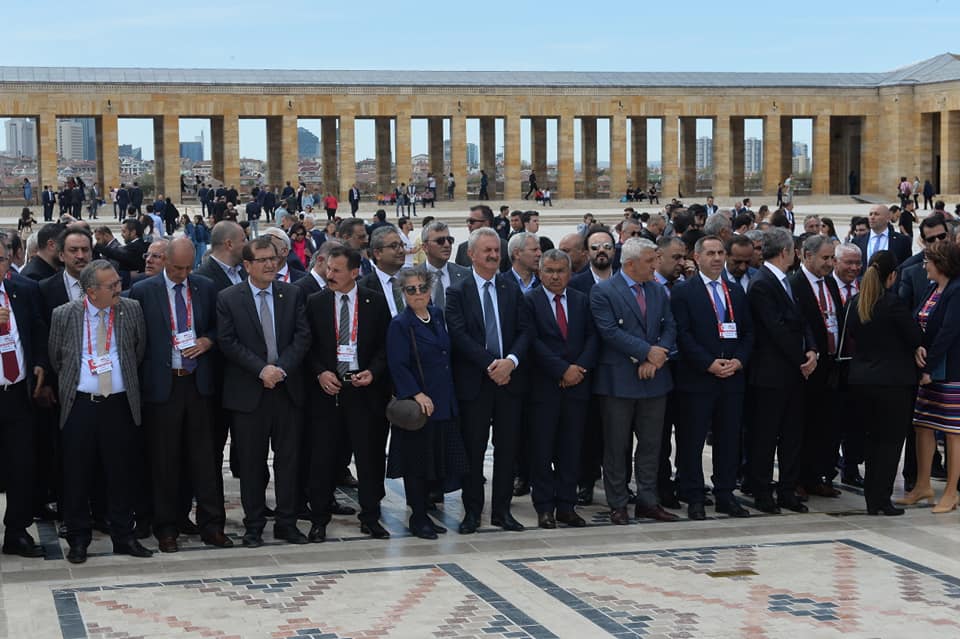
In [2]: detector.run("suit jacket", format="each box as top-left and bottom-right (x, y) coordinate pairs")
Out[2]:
(216, 280), (311, 411)
(746, 266), (816, 388)
(358, 270), (398, 312)
(129, 273), (218, 402)
(1, 276), (48, 398)
(38, 271), (71, 323)
(194, 256), (244, 293)
(789, 268), (845, 384)
(19, 256), (57, 282)
(722, 266), (759, 294)
(852, 230), (912, 268)
(917, 277), (960, 381)
(349, 187), (360, 205)
(49, 297), (145, 427)
(898, 261), (931, 311)
(129, 187), (143, 207)
(445, 271), (530, 400)
(845, 291), (921, 387)
(294, 271), (325, 297)
(524, 286), (598, 402)
(99, 237), (147, 274)
(671, 275), (754, 393)
(454, 238), (511, 273)
(589, 273), (676, 399)
(387, 306), (456, 420)
(569, 268), (613, 296)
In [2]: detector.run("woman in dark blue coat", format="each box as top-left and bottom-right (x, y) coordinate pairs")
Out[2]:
(386, 267), (467, 539)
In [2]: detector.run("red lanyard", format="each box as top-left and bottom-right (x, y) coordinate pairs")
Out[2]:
(280, 269), (290, 283)
(334, 293), (360, 344)
(168, 284), (193, 333)
(810, 277), (834, 316)
(83, 299), (114, 356)
(0, 290), (9, 332)
(706, 279), (735, 327)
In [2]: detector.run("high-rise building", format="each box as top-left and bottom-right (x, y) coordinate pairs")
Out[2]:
(118, 144), (142, 160)
(466, 143), (479, 168)
(79, 118), (96, 161)
(298, 127), (320, 158)
(4, 118), (36, 158)
(56, 119), (85, 161)
(180, 140), (203, 163)
(695, 136), (713, 170)
(744, 137), (763, 175)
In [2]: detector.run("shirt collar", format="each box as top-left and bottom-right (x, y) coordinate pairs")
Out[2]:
(211, 255), (237, 274)
(162, 270), (184, 290)
(310, 270), (326, 288)
(472, 269), (495, 289)
(336, 284), (357, 304)
(833, 273), (856, 290)
(869, 229), (887, 240)
(699, 271), (722, 286)
(424, 261), (446, 275)
(764, 261), (788, 282)
(542, 286), (565, 303)
(247, 279), (272, 297)
(800, 264), (821, 284)
(620, 269), (640, 289)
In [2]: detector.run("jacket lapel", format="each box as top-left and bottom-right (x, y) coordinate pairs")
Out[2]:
(612, 275), (646, 327)
(242, 286), (266, 341)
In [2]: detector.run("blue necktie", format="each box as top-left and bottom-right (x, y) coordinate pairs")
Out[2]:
(482, 281), (502, 358)
(782, 277), (795, 303)
(174, 283), (197, 372)
(870, 233), (884, 261)
(709, 281), (725, 323)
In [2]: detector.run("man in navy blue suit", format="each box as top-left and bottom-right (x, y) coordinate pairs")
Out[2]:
(446, 227), (530, 533)
(671, 235), (753, 521)
(590, 237), (678, 525)
(524, 249), (598, 529)
(723, 235), (759, 293)
(129, 238), (231, 553)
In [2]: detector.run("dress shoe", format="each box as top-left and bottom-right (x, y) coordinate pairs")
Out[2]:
(678, 492), (714, 506)
(134, 521), (151, 540)
(241, 530), (263, 548)
(795, 486), (810, 502)
(410, 521), (438, 540)
(307, 524), (326, 543)
(263, 505), (276, 518)
(491, 512), (525, 531)
(34, 503), (59, 521)
(112, 539), (153, 558)
(932, 494), (959, 514)
(66, 545), (88, 564)
(157, 536), (179, 553)
(274, 526), (309, 544)
(337, 470), (359, 488)
(360, 521), (390, 539)
(805, 482), (841, 498)
(716, 500), (751, 518)
(896, 487), (935, 505)
(201, 530), (234, 548)
(512, 478), (530, 497)
(687, 502), (707, 521)
(660, 493), (682, 509)
(867, 502), (905, 516)
(329, 500), (356, 516)
(635, 505), (680, 522)
(428, 518), (447, 534)
(778, 496), (809, 513)
(577, 485), (594, 506)
(178, 518), (201, 536)
(841, 473), (865, 488)
(754, 495), (781, 514)
(610, 507), (630, 525)
(537, 512), (557, 529)
(2, 533), (44, 558)
(459, 513), (480, 534)
(556, 511), (587, 527)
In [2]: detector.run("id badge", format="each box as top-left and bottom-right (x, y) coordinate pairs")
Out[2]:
(719, 322), (738, 339)
(825, 315), (838, 332)
(337, 344), (357, 363)
(173, 330), (197, 350)
(0, 334), (15, 353)
(88, 354), (113, 375)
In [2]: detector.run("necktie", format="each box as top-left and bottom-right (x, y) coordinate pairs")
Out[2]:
(337, 295), (351, 376)
(482, 281), (501, 358)
(870, 234), (884, 260)
(228, 267), (240, 285)
(433, 269), (446, 310)
(817, 279), (837, 354)
(845, 283), (853, 302)
(0, 302), (18, 383)
(632, 283), (647, 318)
(389, 276), (405, 313)
(96, 310), (111, 396)
(782, 277), (795, 302)
(174, 283), (197, 372)
(258, 289), (278, 365)
(709, 281), (725, 323)
(554, 294), (568, 340)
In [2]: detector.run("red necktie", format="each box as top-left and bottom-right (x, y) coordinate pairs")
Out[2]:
(633, 283), (647, 318)
(1, 307), (19, 383)
(554, 294), (568, 340)
(845, 283), (853, 303)
(817, 279), (836, 354)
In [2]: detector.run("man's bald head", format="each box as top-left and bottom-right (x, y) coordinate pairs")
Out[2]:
(165, 237), (196, 284)
(558, 233), (588, 272)
(868, 204), (891, 233)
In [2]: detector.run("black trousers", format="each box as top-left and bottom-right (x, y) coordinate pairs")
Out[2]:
(578, 393), (605, 488)
(459, 379), (520, 517)
(749, 385), (803, 499)
(838, 385), (865, 476)
(658, 389), (678, 498)
(799, 374), (840, 485)
(309, 385), (386, 526)
(62, 392), (137, 546)
(32, 404), (60, 514)
(232, 388), (300, 531)
(855, 385), (914, 509)
(530, 393), (587, 514)
(143, 376), (225, 538)
(677, 389), (743, 503)
(0, 382), (36, 535)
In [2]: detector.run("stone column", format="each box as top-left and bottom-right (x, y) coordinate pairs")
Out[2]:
(154, 114), (180, 200)
(610, 114), (627, 201)
(338, 115), (355, 204)
(395, 114), (411, 186)
(679, 117), (697, 197)
(37, 113), (57, 193)
(942, 110), (960, 195)
(780, 119), (794, 189)
(450, 115), (466, 199)
(531, 117), (547, 184)
(860, 114), (880, 195)
(265, 114), (298, 190)
(428, 117), (445, 180)
(712, 116), (731, 198)
(730, 117), (745, 197)
(375, 117), (393, 194)
(813, 115), (831, 195)
(763, 115), (782, 195)
(661, 116), (679, 199)
(211, 114), (239, 188)
(321, 117), (339, 196)
(504, 114), (522, 199)
(630, 117), (647, 192)
(479, 117), (497, 196)
(96, 114), (120, 197)
(581, 117), (598, 198)
(557, 115), (575, 199)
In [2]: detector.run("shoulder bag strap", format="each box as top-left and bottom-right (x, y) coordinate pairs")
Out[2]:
(409, 325), (426, 387)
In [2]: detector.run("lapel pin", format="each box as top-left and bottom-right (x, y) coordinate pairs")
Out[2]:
(278, 293), (283, 299)
(618, 318), (624, 325)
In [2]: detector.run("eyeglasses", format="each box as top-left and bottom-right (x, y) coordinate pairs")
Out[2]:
(590, 242), (614, 251)
(380, 242), (404, 251)
(923, 232), (948, 243)
(143, 252), (164, 260)
(430, 237), (456, 245)
(402, 284), (431, 295)
(466, 218), (485, 225)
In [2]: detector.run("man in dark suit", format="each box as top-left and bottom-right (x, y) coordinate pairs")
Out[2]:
(454, 205), (511, 272)
(0, 242), (51, 558)
(671, 235), (753, 520)
(348, 184), (360, 215)
(115, 184), (129, 220)
(216, 237), (311, 547)
(446, 227), (530, 533)
(852, 204), (912, 268)
(723, 235), (760, 293)
(359, 226), (408, 318)
(790, 234), (846, 499)
(305, 246), (392, 541)
(96, 219), (147, 283)
(747, 228), (819, 514)
(420, 221), (469, 310)
(194, 221), (247, 291)
(20, 222), (63, 282)
(50, 260), (151, 563)
(42, 185), (56, 222)
(524, 249), (598, 529)
(129, 239), (231, 553)
(295, 239), (341, 298)
(129, 182), (143, 215)
(336, 218), (374, 277)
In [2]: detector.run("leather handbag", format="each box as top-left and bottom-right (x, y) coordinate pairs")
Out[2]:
(386, 326), (428, 431)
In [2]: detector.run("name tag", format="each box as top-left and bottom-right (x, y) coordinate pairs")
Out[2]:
(88, 355), (113, 375)
(824, 315), (838, 332)
(719, 322), (738, 339)
(337, 344), (357, 363)
(173, 330), (197, 350)
(0, 334), (16, 353)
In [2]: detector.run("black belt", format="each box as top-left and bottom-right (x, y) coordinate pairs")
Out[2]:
(76, 391), (125, 404)
(0, 380), (25, 392)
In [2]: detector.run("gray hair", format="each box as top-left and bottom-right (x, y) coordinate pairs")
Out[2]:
(79, 259), (116, 293)
(539, 248), (572, 271)
(761, 227), (795, 260)
(802, 233), (831, 256)
(647, 213), (666, 228)
(370, 225), (399, 250)
(467, 227), (500, 251)
(309, 238), (344, 268)
(421, 221), (450, 243)
(703, 214), (732, 236)
(835, 242), (862, 259)
(396, 266), (436, 290)
(621, 237), (657, 263)
(744, 229), (764, 242)
(209, 221), (243, 248)
(507, 232), (537, 262)
(25, 231), (39, 255)
(262, 226), (292, 250)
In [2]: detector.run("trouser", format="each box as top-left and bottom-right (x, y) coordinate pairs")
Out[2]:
(749, 386), (803, 500)
(0, 382), (36, 535)
(579, 394), (605, 489)
(459, 379), (520, 517)
(676, 389), (743, 503)
(800, 373), (841, 486)
(658, 390), (677, 499)
(602, 394), (667, 510)
(855, 385), (914, 509)
(530, 394), (587, 514)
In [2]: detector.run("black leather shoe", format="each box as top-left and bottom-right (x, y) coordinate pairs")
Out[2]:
(754, 495), (781, 514)
(428, 518), (447, 534)
(537, 512), (557, 529)
(274, 526), (309, 545)
(67, 545), (88, 564)
(134, 521), (151, 540)
(459, 513), (480, 534)
(687, 502), (707, 521)
(491, 511), (525, 531)
(577, 485), (594, 506)
(297, 507), (313, 521)
(178, 518), (201, 536)
(337, 470), (359, 488)
(556, 511), (587, 527)
(716, 500), (751, 518)
(867, 502), (905, 516)
(241, 530), (263, 548)
(329, 500), (356, 516)
(308, 524), (326, 543)
(513, 478), (530, 497)
(112, 539), (153, 558)
(410, 521), (437, 540)
(2, 534), (44, 558)
(660, 493), (682, 509)
(841, 474), (865, 488)
(263, 506), (276, 518)
(360, 521), (390, 539)
(778, 497), (809, 513)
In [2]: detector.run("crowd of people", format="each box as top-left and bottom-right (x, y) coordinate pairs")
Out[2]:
(1, 189), (958, 567)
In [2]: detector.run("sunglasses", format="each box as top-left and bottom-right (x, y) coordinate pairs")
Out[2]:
(402, 284), (431, 295)
(430, 237), (456, 245)
(923, 232), (948, 243)
(590, 242), (614, 251)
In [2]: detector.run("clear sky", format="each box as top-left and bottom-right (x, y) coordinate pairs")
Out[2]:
(1, 0), (957, 163)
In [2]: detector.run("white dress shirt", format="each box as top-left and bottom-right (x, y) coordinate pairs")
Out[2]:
(867, 229), (889, 261)
(0, 283), (25, 385)
(763, 262), (792, 297)
(164, 272), (195, 369)
(542, 286), (568, 324)
(77, 299), (125, 394)
(247, 280), (276, 339)
(374, 266), (402, 317)
(471, 269), (519, 367)
(801, 264), (838, 348)
(699, 271), (726, 315)
(334, 284), (360, 370)
(63, 271), (83, 302)
(212, 256), (242, 285)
